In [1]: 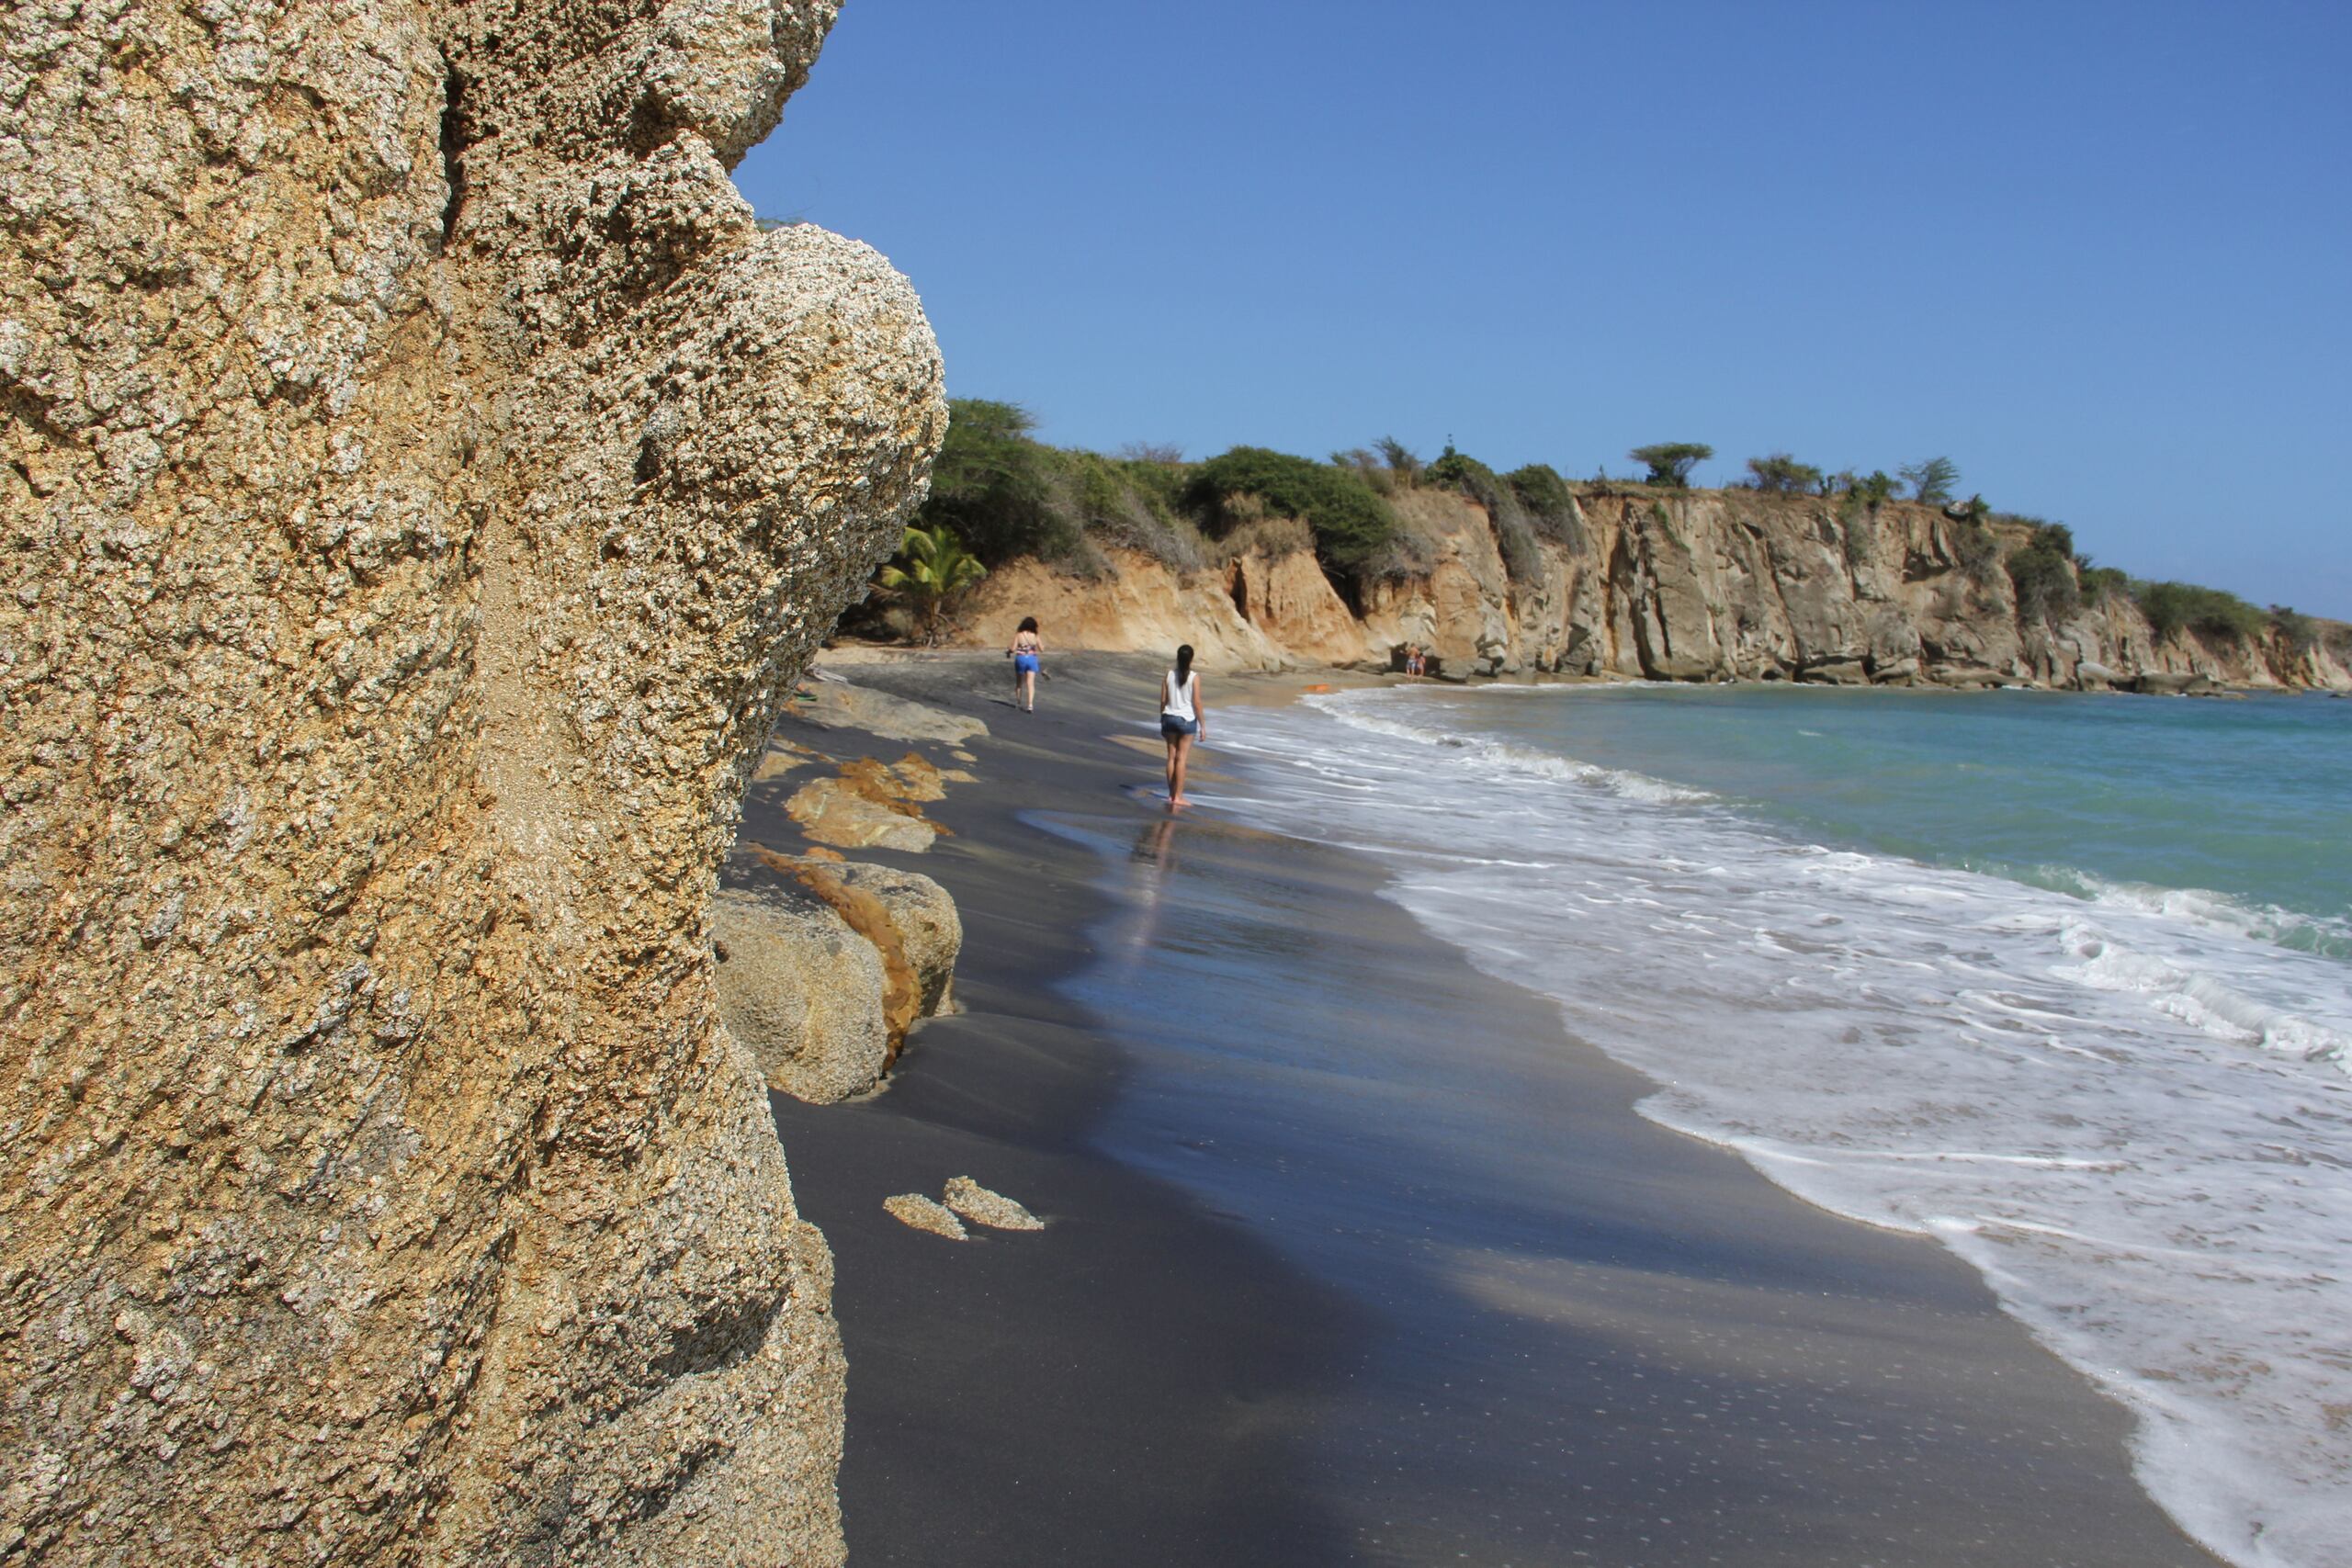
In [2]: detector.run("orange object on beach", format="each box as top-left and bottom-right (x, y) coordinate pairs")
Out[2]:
(1304, 683), (1331, 694)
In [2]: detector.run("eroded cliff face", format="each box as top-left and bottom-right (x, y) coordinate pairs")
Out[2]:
(1541, 491), (2345, 690)
(950, 489), (2347, 693)
(2, 2), (943, 1562)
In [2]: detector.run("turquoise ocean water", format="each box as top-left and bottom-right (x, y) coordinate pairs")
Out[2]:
(1431, 685), (2352, 957)
(1210, 683), (2352, 1568)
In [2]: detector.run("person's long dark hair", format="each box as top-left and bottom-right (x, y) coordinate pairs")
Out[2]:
(1018, 615), (1038, 634)
(1174, 644), (1194, 683)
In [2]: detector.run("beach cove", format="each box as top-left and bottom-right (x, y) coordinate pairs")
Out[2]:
(745, 651), (2238, 1566)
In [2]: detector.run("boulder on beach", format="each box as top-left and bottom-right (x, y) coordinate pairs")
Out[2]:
(712, 886), (891, 1104)
(787, 774), (942, 851)
(739, 851), (963, 1045)
(824, 861), (964, 1019)
(2130, 671), (2217, 696)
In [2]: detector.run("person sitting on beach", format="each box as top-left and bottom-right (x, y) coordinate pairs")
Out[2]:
(1159, 643), (1204, 808)
(1008, 615), (1044, 713)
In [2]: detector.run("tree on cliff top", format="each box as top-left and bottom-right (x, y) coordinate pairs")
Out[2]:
(1630, 442), (1713, 487)
(1182, 447), (1396, 574)
(1374, 435), (1423, 488)
(2269, 606), (2319, 653)
(1900, 456), (1961, 503)
(1746, 453), (1825, 494)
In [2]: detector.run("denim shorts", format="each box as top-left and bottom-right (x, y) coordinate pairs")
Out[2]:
(1159, 715), (1198, 739)
(1014, 652), (1039, 673)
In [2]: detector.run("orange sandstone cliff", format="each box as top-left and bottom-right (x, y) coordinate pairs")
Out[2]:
(949, 489), (2347, 693)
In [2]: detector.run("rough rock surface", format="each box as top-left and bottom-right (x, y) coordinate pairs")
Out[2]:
(736, 849), (960, 1051)
(1, 2), (942, 1563)
(710, 886), (891, 1104)
(821, 860), (963, 1018)
(942, 1176), (1045, 1232)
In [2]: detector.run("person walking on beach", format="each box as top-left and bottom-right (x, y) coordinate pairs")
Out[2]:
(1159, 643), (1204, 807)
(1008, 615), (1044, 713)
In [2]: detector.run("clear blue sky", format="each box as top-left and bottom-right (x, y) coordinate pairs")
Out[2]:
(735, 1), (2352, 617)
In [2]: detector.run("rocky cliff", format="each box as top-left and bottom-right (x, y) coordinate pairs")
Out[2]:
(2, 2), (942, 1562)
(953, 489), (2349, 693)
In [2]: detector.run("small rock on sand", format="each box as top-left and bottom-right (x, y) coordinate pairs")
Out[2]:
(883, 1194), (967, 1239)
(943, 1176), (1045, 1231)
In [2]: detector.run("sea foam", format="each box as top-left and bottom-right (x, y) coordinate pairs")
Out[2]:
(1211, 686), (2352, 1568)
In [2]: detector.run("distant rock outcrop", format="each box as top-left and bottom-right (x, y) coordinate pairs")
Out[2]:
(949, 489), (2349, 692)
(2, 2), (942, 1563)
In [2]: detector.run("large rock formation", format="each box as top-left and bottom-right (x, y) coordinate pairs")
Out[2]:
(2, 2), (943, 1562)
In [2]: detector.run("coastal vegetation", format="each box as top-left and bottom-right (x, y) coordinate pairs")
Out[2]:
(912, 399), (1204, 572)
(876, 524), (988, 643)
(2132, 580), (2269, 643)
(1424, 446), (1543, 581)
(1181, 446), (1397, 576)
(1747, 453), (1825, 494)
(2004, 522), (2082, 622)
(896, 399), (2337, 678)
(1901, 456), (1961, 503)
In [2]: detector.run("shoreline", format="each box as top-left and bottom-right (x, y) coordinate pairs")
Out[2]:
(743, 649), (2223, 1564)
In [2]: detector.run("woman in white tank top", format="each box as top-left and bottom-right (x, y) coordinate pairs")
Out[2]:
(1158, 643), (1204, 807)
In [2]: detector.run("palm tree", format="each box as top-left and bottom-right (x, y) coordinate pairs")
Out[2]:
(876, 524), (988, 644)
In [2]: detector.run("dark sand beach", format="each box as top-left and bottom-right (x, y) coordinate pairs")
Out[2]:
(741, 651), (2222, 1567)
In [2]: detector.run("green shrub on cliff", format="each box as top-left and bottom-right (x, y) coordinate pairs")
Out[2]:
(1182, 447), (1396, 574)
(1505, 463), (1588, 552)
(1746, 453), (1825, 494)
(2005, 525), (2081, 623)
(1949, 516), (2003, 585)
(1424, 446), (1543, 581)
(2078, 563), (2130, 601)
(1836, 495), (1874, 567)
(1849, 469), (1900, 507)
(2269, 606), (2319, 653)
(2133, 580), (2267, 643)
(1375, 435), (1423, 489)
(910, 400), (1216, 573)
(1053, 449), (1207, 571)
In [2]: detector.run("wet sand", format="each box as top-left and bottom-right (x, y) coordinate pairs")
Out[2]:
(742, 650), (2221, 1566)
